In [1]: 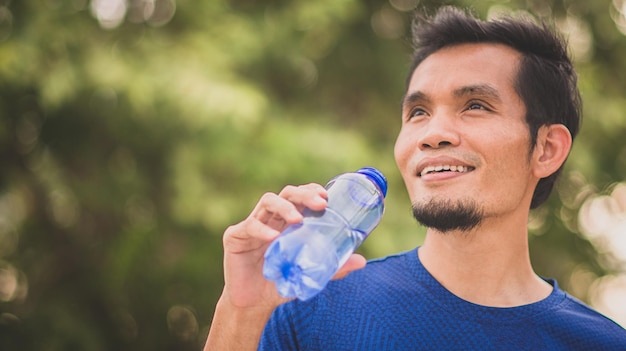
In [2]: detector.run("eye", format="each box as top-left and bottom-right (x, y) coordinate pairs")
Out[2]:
(467, 102), (486, 110)
(465, 100), (492, 112)
(407, 107), (428, 120)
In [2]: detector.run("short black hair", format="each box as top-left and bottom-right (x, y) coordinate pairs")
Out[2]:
(407, 6), (581, 209)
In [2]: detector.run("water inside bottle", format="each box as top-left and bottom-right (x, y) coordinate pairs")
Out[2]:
(263, 220), (358, 300)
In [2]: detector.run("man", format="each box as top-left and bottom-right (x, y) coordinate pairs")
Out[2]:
(205, 7), (626, 350)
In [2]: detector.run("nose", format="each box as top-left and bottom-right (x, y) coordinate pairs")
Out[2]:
(417, 112), (460, 150)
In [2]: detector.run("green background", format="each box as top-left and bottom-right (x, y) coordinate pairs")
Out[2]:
(1, 0), (625, 350)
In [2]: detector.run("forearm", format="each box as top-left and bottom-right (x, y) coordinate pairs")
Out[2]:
(205, 184), (329, 350)
(204, 294), (275, 351)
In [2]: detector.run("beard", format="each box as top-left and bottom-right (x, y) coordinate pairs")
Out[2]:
(412, 198), (484, 233)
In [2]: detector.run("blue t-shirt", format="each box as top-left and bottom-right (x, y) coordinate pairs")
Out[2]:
(260, 248), (626, 350)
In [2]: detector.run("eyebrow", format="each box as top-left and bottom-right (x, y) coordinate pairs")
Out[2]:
(453, 84), (501, 102)
(401, 84), (502, 110)
(401, 91), (430, 110)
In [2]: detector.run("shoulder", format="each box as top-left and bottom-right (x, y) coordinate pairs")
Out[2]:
(546, 290), (626, 349)
(557, 293), (623, 329)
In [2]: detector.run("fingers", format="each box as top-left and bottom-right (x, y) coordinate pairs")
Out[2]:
(223, 183), (328, 253)
(332, 254), (367, 280)
(252, 192), (302, 225)
(252, 183), (327, 225)
(278, 184), (328, 213)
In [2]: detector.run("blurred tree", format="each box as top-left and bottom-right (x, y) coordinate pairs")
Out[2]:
(0, 0), (625, 350)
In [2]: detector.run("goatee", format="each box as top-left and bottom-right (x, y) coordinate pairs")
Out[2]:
(412, 198), (483, 233)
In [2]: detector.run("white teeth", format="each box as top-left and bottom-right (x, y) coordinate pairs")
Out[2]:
(420, 165), (470, 176)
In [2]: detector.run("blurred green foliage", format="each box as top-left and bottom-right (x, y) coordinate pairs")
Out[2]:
(0, 0), (625, 349)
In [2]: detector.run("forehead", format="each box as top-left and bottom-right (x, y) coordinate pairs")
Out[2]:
(407, 43), (522, 97)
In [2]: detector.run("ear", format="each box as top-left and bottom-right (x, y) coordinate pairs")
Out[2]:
(532, 124), (572, 178)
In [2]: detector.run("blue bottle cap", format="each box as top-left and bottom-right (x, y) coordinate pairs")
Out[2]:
(356, 167), (387, 198)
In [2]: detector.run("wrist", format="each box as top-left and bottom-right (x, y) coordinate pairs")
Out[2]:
(204, 292), (277, 351)
(217, 290), (278, 319)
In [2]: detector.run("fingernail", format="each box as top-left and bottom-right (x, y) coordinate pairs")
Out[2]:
(314, 196), (327, 205)
(290, 210), (302, 219)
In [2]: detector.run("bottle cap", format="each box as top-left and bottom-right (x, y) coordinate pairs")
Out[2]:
(356, 167), (387, 198)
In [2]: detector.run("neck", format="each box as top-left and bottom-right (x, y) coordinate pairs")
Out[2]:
(418, 215), (552, 307)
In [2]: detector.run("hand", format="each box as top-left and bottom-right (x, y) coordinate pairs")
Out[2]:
(220, 183), (366, 310)
(205, 183), (367, 350)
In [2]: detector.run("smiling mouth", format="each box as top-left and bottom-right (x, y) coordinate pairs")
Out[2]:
(419, 165), (475, 177)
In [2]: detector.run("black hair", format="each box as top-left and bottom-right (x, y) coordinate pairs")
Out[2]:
(408, 6), (582, 209)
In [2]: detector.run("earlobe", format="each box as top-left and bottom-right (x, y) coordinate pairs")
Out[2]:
(533, 124), (572, 178)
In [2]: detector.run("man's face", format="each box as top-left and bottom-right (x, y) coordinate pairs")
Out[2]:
(394, 43), (538, 232)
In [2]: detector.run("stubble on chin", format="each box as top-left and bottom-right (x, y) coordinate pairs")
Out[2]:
(412, 198), (484, 234)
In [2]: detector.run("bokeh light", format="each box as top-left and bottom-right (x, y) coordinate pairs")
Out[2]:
(91, 0), (127, 29)
(0, 3), (12, 42)
(611, 0), (626, 35)
(167, 305), (199, 341)
(371, 5), (406, 39)
(579, 182), (626, 326)
(557, 14), (593, 62)
(90, 0), (176, 29)
(0, 261), (27, 303)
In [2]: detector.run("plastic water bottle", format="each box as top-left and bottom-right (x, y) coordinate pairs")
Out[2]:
(262, 167), (387, 301)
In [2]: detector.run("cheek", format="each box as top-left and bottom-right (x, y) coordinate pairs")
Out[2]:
(394, 129), (418, 174)
(485, 133), (532, 183)
(394, 131), (422, 200)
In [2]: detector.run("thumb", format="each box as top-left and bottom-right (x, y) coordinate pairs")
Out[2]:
(332, 254), (367, 280)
